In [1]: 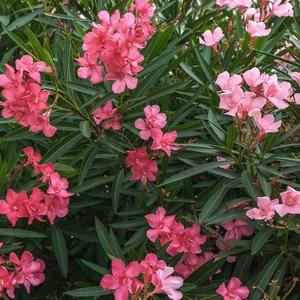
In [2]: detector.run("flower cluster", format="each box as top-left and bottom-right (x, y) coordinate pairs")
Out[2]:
(126, 105), (180, 186)
(0, 55), (56, 137)
(76, 0), (155, 93)
(216, 67), (297, 141)
(92, 100), (123, 130)
(216, 0), (293, 39)
(247, 186), (300, 220)
(145, 207), (211, 278)
(100, 255), (183, 300)
(0, 147), (72, 227)
(0, 248), (45, 299)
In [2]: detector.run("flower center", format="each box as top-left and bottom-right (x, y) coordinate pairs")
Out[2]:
(228, 292), (235, 298)
(287, 197), (295, 206)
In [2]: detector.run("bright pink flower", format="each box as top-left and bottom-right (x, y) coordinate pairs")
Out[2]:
(152, 266), (183, 300)
(0, 189), (30, 227)
(126, 147), (158, 186)
(145, 207), (175, 242)
(23, 147), (42, 175)
(9, 251), (45, 294)
(246, 196), (279, 221)
(38, 162), (55, 183)
(92, 100), (123, 130)
(15, 55), (52, 83)
(246, 20), (271, 39)
(222, 219), (254, 241)
(47, 172), (73, 202)
(140, 253), (166, 277)
(254, 113), (281, 141)
(100, 258), (143, 300)
(216, 72), (242, 92)
(199, 27), (224, 49)
(175, 224), (206, 254)
(24, 188), (47, 225)
(216, 277), (249, 300)
(150, 128), (180, 156)
(134, 105), (167, 140)
(44, 194), (69, 225)
(274, 186), (300, 217)
(130, 0), (154, 23)
(0, 267), (15, 299)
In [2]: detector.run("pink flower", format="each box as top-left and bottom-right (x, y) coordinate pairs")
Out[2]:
(47, 172), (73, 202)
(175, 253), (205, 278)
(289, 72), (300, 85)
(76, 52), (104, 84)
(246, 20), (271, 39)
(237, 92), (266, 118)
(0, 267), (15, 298)
(254, 113), (281, 141)
(216, 156), (231, 169)
(242, 67), (266, 91)
(92, 100), (123, 130)
(218, 87), (244, 116)
(134, 105), (167, 140)
(23, 147), (42, 175)
(216, 239), (236, 263)
(150, 128), (180, 156)
(216, 72), (242, 92)
(216, 277), (249, 300)
(145, 207), (175, 242)
(15, 55), (52, 83)
(0, 189), (30, 227)
(274, 186), (300, 217)
(38, 162), (55, 183)
(126, 147), (158, 186)
(222, 219), (254, 241)
(9, 251), (45, 294)
(44, 195), (69, 225)
(246, 196), (279, 221)
(199, 27), (224, 49)
(100, 258), (143, 300)
(152, 266), (183, 300)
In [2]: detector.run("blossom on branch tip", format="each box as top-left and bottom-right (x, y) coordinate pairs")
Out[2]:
(216, 277), (249, 300)
(199, 27), (224, 49)
(246, 196), (279, 221)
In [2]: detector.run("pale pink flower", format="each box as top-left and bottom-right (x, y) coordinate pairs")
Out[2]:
(274, 186), (300, 217)
(199, 27), (224, 49)
(289, 72), (300, 85)
(246, 196), (279, 221)
(246, 20), (271, 39)
(254, 113), (281, 141)
(216, 72), (242, 92)
(216, 277), (249, 300)
(294, 93), (300, 105)
(270, 0), (293, 17)
(152, 266), (183, 300)
(238, 92), (266, 118)
(222, 219), (254, 241)
(218, 86), (244, 116)
(216, 156), (231, 169)
(150, 128), (180, 156)
(242, 67), (266, 91)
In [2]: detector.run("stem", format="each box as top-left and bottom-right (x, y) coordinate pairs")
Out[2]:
(281, 277), (298, 300)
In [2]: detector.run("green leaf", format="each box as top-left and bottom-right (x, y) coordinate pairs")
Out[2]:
(51, 224), (68, 277)
(185, 258), (226, 285)
(80, 260), (109, 275)
(79, 120), (91, 138)
(241, 171), (262, 201)
(6, 9), (43, 32)
(69, 176), (114, 194)
(159, 161), (233, 186)
(262, 132), (280, 154)
(41, 131), (83, 163)
(248, 253), (283, 300)
(0, 127), (38, 141)
(251, 228), (276, 255)
(227, 123), (237, 151)
(0, 229), (46, 238)
(78, 147), (99, 186)
(27, 27), (47, 62)
(150, 25), (174, 59)
(207, 209), (246, 225)
(64, 286), (111, 297)
(124, 224), (148, 246)
(112, 169), (124, 213)
(95, 217), (126, 262)
(109, 219), (146, 229)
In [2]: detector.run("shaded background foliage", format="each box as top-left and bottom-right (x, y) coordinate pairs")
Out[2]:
(0, 0), (300, 299)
